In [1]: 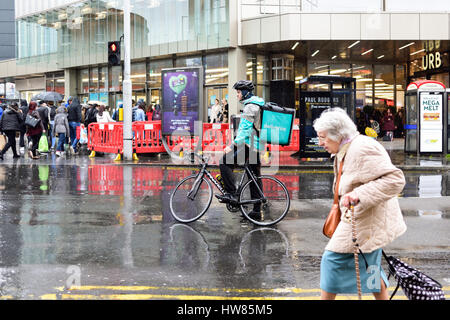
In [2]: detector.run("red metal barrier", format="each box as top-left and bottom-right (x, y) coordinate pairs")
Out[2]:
(87, 119), (299, 155)
(88, 122), (124, 154)
(132, 121), (166, 153)
(166, 135), (200, 153)
(202, 123), (231, 152)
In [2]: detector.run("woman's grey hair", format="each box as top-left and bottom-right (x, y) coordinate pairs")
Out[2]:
(313, 108), (358, 142)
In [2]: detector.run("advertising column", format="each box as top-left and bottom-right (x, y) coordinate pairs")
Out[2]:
(419, 92), (443, 152)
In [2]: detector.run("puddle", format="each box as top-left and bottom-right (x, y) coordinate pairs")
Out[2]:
(418, 210), (443, 219)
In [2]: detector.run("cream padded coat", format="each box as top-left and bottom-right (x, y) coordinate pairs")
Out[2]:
(325, 134), (407, 253)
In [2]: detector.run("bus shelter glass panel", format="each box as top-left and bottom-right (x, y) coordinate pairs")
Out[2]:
(299, 91), (331, 158)
(298, 76), (356, 158)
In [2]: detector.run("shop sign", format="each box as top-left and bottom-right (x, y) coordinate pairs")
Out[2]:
(422, 52), (442, 70)
(422, 40), (443, 71)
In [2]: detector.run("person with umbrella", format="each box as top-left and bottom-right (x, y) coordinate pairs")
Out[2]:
(32, 91), (64, 103)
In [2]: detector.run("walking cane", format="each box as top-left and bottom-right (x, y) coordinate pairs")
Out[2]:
(350, 202), (362, 300)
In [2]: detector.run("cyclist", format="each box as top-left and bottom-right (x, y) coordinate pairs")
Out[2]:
(215, 80), (265, 220)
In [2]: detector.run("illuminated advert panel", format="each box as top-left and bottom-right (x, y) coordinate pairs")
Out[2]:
(161, 67), (203, 136)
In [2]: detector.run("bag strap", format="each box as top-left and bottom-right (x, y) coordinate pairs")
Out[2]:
(333, 158), (344, 204)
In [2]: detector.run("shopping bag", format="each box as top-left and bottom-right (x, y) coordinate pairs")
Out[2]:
(0, 134), (6, 150)
(365, 127), (378, 138)
(38, 134), (49, 153)
(25, 114), (40, 128)
(383, 251), (445, 300)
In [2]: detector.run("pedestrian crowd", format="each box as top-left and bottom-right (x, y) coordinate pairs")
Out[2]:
(209, 98), (229, 124)
(355, 105), (405, 141)
(0, 97), (167, 160)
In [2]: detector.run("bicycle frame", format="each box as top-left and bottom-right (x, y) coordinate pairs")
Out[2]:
(187, 160), (225, 200)
(188, 157), (265, 206)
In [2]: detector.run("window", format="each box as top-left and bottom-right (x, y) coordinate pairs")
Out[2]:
(147, 59), (173, 89)
(79, 68), (89, 93)
(373, 65), (395, 110)
(90, 67), (99, 92)
(353, 64), (373, 109)
(99, 67), (108, 92)
(109, 65), (121, 92)
(205, 53), (228, 85)
(131, 62), (146, 91)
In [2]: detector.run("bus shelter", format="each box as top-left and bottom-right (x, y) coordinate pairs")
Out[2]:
(405, 80), (447, 155)
(297, 75), (356, 158)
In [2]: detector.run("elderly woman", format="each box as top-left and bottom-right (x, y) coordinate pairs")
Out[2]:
(313, 108), (407, 300)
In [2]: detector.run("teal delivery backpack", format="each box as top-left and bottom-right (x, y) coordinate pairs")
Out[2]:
(258, 102), (295, 146)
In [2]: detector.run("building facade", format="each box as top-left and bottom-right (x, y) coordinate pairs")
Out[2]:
(1, 0), (450, 117)
(0, 0), (16, 98)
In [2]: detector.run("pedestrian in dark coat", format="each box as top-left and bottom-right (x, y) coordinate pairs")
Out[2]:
(382, 108), (396, 141)
(67, 97), (82, 153)
(19, 99), (29, 153)
(0, 102), (24, 160)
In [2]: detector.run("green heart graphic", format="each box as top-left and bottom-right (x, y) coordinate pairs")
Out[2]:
(169, 74), (188, 95)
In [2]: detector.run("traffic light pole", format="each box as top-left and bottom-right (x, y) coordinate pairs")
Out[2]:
(122, 0), (133, 160)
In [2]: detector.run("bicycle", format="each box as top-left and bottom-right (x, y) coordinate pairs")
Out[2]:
(169, 152), (290, 226)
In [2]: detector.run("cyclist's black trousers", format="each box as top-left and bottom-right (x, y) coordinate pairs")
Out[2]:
(219, 144), (261, 211)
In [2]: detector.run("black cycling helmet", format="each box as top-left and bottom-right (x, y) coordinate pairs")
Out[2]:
(232, 80), (254, 92)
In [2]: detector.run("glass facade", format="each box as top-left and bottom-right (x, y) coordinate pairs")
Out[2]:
(241, 0), (450, 19)
(45, 72), (65, 95)
(16, 0), (230, 68)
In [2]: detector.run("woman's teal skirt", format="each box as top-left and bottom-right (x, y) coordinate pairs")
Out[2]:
(320, 249), (389, 294)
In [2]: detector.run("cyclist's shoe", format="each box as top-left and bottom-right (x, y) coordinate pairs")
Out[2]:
(215, 193), (238, 204)
(247, 210), (262, 221)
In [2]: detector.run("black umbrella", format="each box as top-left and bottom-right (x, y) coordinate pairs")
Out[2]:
(31, 91), (64, 102)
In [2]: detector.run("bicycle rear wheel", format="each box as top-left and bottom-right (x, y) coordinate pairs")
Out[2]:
(169, 174), (213, 223)
(239, 175), (290, 226)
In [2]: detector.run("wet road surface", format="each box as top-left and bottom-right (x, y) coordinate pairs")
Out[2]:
(0, 161), (449, 300)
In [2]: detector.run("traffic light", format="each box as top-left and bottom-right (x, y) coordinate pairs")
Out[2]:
(108, 41), (121, 66)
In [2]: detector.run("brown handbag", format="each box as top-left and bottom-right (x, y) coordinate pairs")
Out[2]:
(323, 158), (344, 238)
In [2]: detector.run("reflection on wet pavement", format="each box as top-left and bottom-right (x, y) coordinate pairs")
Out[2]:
(0, 163), (447, 199)
(0, 162), (448, 299)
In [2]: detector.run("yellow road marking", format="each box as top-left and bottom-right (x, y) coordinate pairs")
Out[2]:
(4, 285), (448, 300)
(56, 285), (450, 293)
(38, 293), (450, 300)
(55, 285), (321, 294)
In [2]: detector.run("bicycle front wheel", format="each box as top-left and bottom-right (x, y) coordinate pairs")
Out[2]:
(239, 175), (290, 226)
(169, 174), (213, 223)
